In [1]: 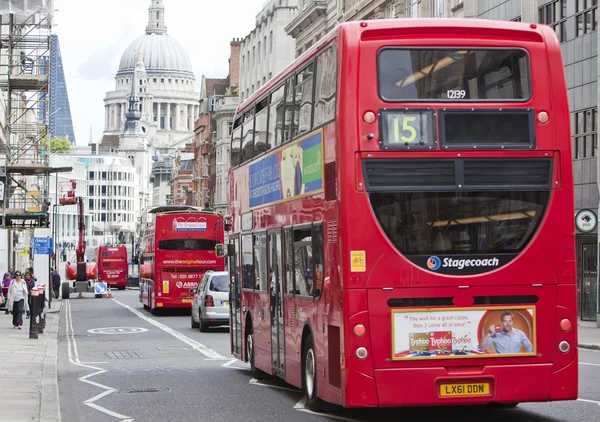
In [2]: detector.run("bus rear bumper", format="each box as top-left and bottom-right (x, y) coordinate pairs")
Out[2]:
(346, 361), (577, 407)
(155, 299), (193, 309)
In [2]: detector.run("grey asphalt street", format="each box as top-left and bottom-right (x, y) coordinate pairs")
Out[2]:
(57, 290), (600, 422)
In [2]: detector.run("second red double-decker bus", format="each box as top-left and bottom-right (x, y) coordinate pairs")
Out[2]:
(96, 245), (129, 290)
(227, 19), (577, 409)
(139, 206), (225, 313)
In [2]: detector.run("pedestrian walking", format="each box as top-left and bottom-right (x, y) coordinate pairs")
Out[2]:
(24, 271), (35, 318)
(51, 268), (61, 299)
(1, 273), (12, 314)
(8, 271), (29, 329)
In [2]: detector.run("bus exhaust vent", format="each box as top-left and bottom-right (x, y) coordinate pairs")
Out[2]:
(327, 220), (338, 244)
(439, 108), (535, 149)
(363, 158), (553, 191)
(325, 162), (337, 201)
(463, 159), (552, 189)
(363, 159), (455, 191)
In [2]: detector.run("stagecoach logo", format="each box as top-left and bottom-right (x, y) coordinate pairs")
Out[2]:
(575, 209), (598, 233)
(173, 217), (207, 232)
(427, 256), (441, 271)
(427, 256), (499, 271)
(176, 281), (198, 289)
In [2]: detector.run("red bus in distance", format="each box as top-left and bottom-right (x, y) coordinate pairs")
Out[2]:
(139, 206), (225, 313)
(96, 245), (129, 290)
(227, 19), (576, 410)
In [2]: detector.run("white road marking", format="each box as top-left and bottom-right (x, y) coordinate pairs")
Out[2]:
(66, 299), (134, 421)
(113, 299), (226, 359)
(221, 358), (238, 367)
(293, 397), (361, 421)
(578, 398), (600, 406)
(580, 362), (600, 367)
(248, 378), (300, 392)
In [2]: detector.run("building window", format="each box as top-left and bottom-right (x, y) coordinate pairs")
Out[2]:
(407, 0), (419, 18)
(538, 0), (568, 42)
(574, 107), (598, 159)
(575, 0), (598, 37)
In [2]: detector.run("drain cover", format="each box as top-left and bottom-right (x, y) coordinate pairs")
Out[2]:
(105, 350), (147, 359)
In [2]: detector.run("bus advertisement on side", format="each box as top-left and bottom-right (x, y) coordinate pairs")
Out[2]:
(139, 206), (225, 313)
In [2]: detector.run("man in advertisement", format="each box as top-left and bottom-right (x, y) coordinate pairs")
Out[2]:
(478, 311), (534, 354)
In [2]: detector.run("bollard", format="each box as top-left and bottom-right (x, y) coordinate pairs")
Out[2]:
(29, 287), (39, 340)
(38, 285), (45, 334)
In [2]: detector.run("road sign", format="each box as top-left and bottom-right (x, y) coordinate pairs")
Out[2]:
(33, 237), (53, 255)
(94, 282), (107, 295)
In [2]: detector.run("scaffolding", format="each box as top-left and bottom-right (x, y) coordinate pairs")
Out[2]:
(0, 4), (62, 228)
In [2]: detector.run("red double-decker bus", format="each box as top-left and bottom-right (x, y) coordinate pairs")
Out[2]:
(139, 206), (225, 313)
(96, 245), (129, 290)
(227, 19), (577, 409)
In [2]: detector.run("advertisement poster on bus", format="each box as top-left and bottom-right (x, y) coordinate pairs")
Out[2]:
(248, 129), (323, 208)
(391, 307), (536, 360)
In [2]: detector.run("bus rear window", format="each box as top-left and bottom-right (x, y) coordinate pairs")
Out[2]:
(158, 239), (217, 250)
(378, 48), (531, 101)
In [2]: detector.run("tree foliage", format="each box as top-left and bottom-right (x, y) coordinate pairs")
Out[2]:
(50, 136), (71, 153)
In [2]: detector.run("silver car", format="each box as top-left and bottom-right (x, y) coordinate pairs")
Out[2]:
(190, 271), (230, 332)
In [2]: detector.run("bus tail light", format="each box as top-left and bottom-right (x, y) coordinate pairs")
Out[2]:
(537, 111), (549, 124)
(205, 295), (214, 307)
(356, 347), (368, 360)
(560, 318), (572, 331)
(363, 111), (376, 124)
(558, 341), (570, 353)
(353, 324), (366, 337)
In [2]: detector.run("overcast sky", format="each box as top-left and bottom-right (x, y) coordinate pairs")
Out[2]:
(54, 0), (268, 145)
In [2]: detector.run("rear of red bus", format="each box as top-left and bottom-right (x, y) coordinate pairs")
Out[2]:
(150, 212), (225, 310)
(97, 246), (129, 290)
(339, 20), (577, 407)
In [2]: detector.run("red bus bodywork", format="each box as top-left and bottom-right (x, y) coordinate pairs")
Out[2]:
(228, 19), (577, 408)
(96, 245), (128, 290)
(139, 208), (225, 312)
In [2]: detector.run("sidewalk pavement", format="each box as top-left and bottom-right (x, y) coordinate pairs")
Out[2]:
(579, 320), (600, 350)
(0, 299), (61, 422)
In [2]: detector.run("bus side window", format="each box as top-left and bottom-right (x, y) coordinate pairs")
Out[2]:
(314, 45), (337, 127)
(295, 62), (314, 136)
(241, 110), (255, 163)
(284, 77), (295, 141)
(241, 234), (255, 289)
(231, 118), (242, 167)
(254, 97), (270, 157)
(293, 227), (313, 297)
(268, 84), (285, 149)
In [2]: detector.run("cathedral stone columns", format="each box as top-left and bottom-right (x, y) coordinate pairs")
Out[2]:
(156, 102), (162, 129)
(166, 103), (172, 130)
(187, 105), (193, 130)
(121, 103), (126, 128)
(105, 105), (109, 129)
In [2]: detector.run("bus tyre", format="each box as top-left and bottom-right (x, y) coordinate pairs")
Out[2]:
(61, 282), (70, 300)
(246, 331), (268, 380)
(191, 313), (199, 329)
(302, 335), (324, 412)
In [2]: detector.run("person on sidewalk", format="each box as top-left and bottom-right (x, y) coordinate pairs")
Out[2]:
(51, 268), (61, 299)
(1, 273), (12, 314)
(24, 271), (36, 319)
(8, 271), (29, 329)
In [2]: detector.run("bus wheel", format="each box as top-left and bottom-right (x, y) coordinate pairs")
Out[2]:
(61, 282), (70, 300)
(302, 335), (324, 412)
(191, 313), (199, 329)
(246, 331), (268, 380)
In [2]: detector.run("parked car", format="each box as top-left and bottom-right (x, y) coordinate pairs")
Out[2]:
(190, 270), (230, 332)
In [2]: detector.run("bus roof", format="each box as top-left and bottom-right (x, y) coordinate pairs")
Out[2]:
(236, 18), (550, 115)
(149, 205), (202, 214)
